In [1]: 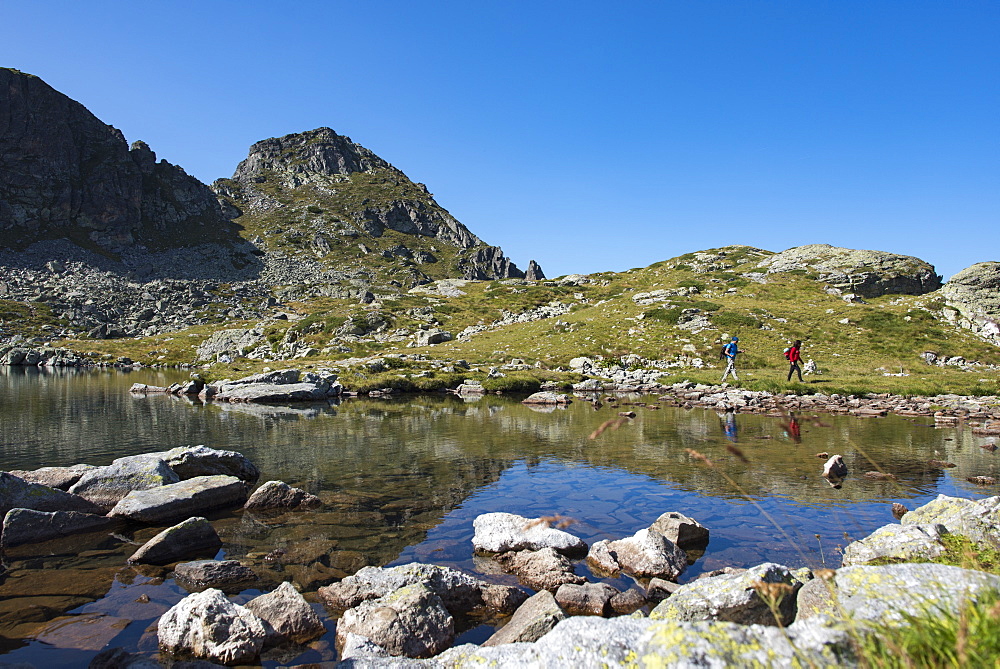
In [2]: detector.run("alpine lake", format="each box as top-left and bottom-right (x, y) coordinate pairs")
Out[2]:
(1, 366), (998, 666)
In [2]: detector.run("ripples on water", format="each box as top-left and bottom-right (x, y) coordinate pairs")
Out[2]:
(1, 366), (998, 665)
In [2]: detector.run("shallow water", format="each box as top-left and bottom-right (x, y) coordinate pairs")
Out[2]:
(1, 366), (998, 665)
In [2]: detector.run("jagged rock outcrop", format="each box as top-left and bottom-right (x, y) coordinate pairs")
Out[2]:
(525, 259), (545, 281)
(0, 68), (239, 254)
(756, 244), (942, 297)
(938, 262), (1000, 345)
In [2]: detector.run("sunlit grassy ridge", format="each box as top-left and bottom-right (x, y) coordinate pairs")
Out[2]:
(42, 245), (1000, 395)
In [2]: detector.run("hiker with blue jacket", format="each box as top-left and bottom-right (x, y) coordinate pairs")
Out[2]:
(720, 336), (740, 383)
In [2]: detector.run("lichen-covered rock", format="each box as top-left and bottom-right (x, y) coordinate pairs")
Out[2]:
(493, 547), (585, 591)
(158, 445), (260, 484)
(649, 511), (710, 549)
(482, 590), (565, 647)
(795, 575), (838, 621)
(1, 508), (119, 548)
(157, 588), (268, 664)
(67, 455), (180, 510)
(472, 512), (587, 556)
(244, 581), (325, 645)
(244, 480), (322, 511)
(173, 560), (258, 593)
(318, 562), (522, 616)
(756, 244), (941, 297)
(0, 471), (104, 519)
(833, 563), (1000, 624)
(438, 616), (853, 667)
(939, 262), (1000, 345)
(841, 523), (947, 566)
(128, 517), (222, 565)
(650, 562), (799, 626)
(336, 583), (454, 658)
(587, 528), (688, 579)
(108, 475), (247, 524)
(555, 582), (619, 617)
(901, 494), (1000, 548)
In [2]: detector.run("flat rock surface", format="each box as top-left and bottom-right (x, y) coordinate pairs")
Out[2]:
(68, 455), (180, 510)
(109, 475), (247, 524)
(128, 516), (222, 566)
(1, 508), (120, 548)
(173, 560), (258, 592)
(472, 512), (587, 556)
(0, 472), (104, 519)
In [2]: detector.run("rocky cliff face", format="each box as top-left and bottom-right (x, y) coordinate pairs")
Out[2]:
(214, 127), (524, 284)
(938, 262), (1000, 345)
(756, 244), (942, 298)
(0, 68), (239, 255)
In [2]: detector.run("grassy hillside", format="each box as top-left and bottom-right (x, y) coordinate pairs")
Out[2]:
(46, 245), (1000, 396)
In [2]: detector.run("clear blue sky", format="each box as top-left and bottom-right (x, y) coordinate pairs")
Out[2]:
(4, 1), (998, 280)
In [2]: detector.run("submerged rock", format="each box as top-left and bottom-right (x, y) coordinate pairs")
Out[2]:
(128, 516), (222, 565)
(158, 588), (268, 664)
(173, 560), (258, 593)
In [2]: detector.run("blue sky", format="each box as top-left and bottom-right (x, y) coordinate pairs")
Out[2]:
(3, 1), (997, 280)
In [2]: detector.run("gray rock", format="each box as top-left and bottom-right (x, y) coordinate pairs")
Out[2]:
(940, 262), (1000, 345)
(521, 392), (571, 405)
(554, 582), (619, 617)
(0, 471), (104, 519)
(587, 528), (687, 579)
(649, 511), (710, 549)
(610, 588), (647, 615)
(483, 590), (565, 647)
(841, 523), (947, 566)
(650, 562), (800, 626)
(128, 517), (222, 565)
(5, 464), (94, 490)
(439, 616), (854, 668)
(338, 631), (393, 662)
(173, 560), (258, 592)
(336, 583), (454, 658)
(318, 562), (522, 616)
(414, 329), (452, 347)
(68, 454), (181, 510)
(244, 581), (325, 645)
(157, 588), (268, 664)
(472, 512), (587, 556)
(901, 494), (1000, 547)
(795, 574), (838, 621)
(822, 454), (848, 479)
(646, 577), (682, 602)
(756, 244), (941, 297)
(213, 382), (329, 403)
(109, 475), (247, 524)
(493, 547), (585, 591)
(1, 508), (119, 548)
(244, 480), (322, 511)
(159, 445), (260, 484)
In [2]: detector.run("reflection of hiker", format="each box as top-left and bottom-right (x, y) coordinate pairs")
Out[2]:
(720, 336), (740, 383)
(784, 340), (803, 382)
(787, 413), (801, 443)
(723, 410), (738, 442)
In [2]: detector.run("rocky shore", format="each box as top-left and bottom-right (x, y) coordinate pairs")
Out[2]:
(3, 444), (999, 666)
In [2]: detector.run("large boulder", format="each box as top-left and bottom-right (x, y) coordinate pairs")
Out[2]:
(214, 383), (330, 403)
(756, 244), (941, 297)
(472, 512), (587, 556)
(587, 528), (688, 579)
(841, 523), (947, 566)
(159, 445), (260, 484)
(335, 583), (454, 658)
(482, 589), (565, 647)
(0, 471), (104, 518)
(901, 494), (1000, 548)
(244, 480), (322, 511)
(157, 588), (268, 665)
(108, 475), (247, 524)
(68, 455), (180, 509)
(939, 262), (1000, 345)
(317, 563), (524, 616)
(493, 547), (586, 591)
(244, 581), (325, 645)
(128, 516), (222, 565)
(650, 562), (800, 626)
(1, 508), (120, 548)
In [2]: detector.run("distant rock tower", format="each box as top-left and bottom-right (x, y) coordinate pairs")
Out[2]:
(526, 260), (545, 281)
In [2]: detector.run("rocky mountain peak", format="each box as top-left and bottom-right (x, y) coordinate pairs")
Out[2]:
(232, 127), (396, 183)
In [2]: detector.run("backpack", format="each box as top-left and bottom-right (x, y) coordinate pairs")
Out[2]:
(783, 347), (791, 360)
(719, 345), (728, 360)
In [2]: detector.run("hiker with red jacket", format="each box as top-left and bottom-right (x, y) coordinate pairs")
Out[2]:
(785, 340), (803, 382)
